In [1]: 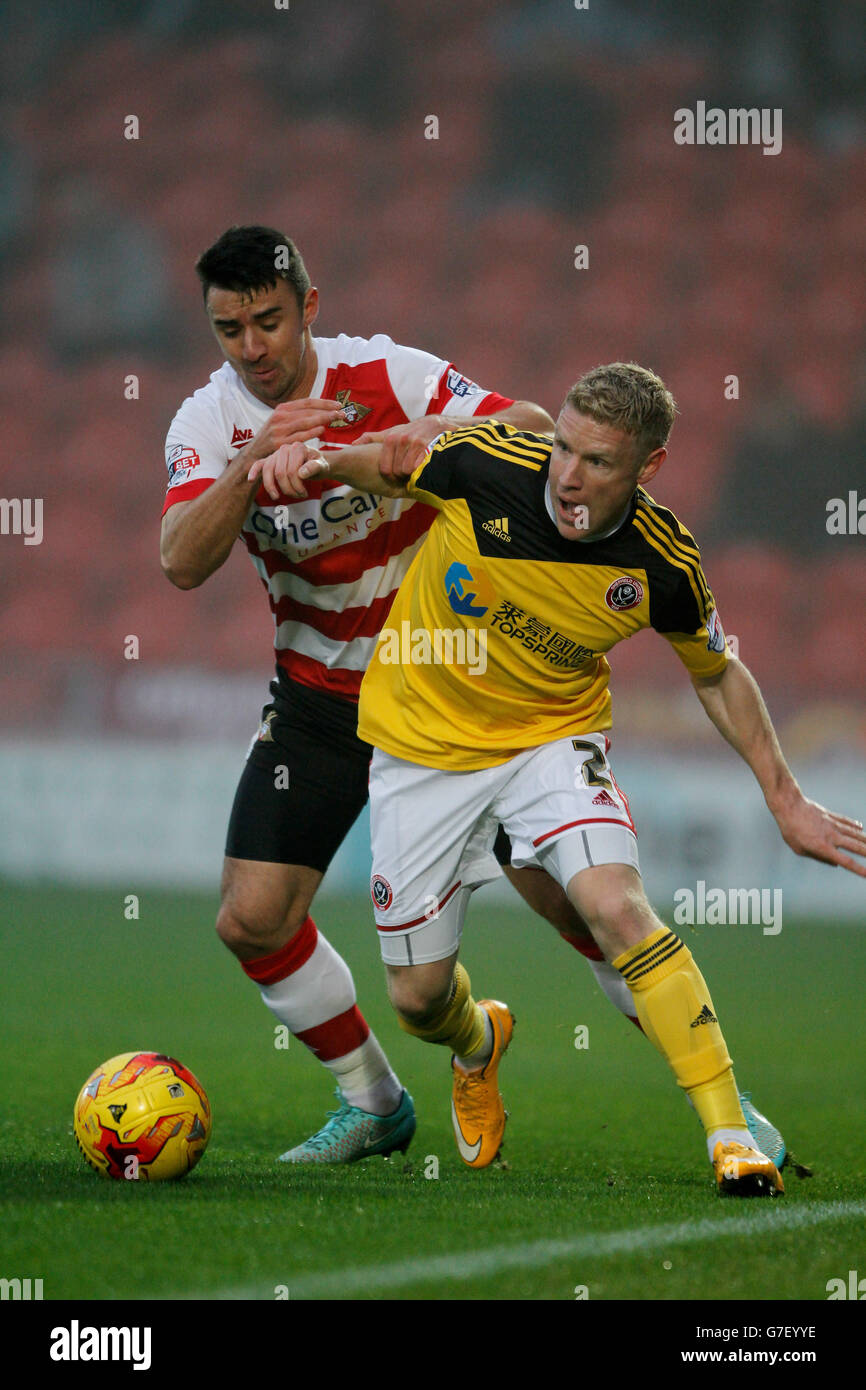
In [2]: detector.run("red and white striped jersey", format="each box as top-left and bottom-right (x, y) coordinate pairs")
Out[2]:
(163, 333), (513, 700)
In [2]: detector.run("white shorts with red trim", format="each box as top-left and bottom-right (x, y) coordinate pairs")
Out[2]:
(368, 733), (639, 966)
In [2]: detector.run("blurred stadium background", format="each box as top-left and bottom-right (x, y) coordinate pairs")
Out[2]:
(1, 0), (864, 914)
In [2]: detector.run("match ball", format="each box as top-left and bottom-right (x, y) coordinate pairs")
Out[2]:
(73, 1051), (211, 1181)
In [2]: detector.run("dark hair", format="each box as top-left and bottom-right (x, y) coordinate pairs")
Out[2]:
(564, 362), (677, 458)
(195, 226), (311, 311)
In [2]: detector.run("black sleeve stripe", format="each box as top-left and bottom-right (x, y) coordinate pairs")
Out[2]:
(480, 421), (554, 448)
(430, 421), (549, 470)
(636, 492), (703, 565)
(465, 422), (551, 463)
(462, 435), (544, 471)
(439, 419), (550, 457)
(430, 422), (509, 456)
(638, 506), (710, 607)
(414, 420), (550, 497)
(637, 488), (701, 549)
(430, 430), (478, 454)
(632, 512), (706, 620)
(634, 499), (712, 618)
(491, 437), (551, 464)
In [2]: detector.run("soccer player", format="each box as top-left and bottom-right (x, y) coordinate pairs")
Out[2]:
(159, 224), (553, 1162)
(255, 363), (866, 1194)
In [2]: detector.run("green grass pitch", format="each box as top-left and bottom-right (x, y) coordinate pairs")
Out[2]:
(2, 880), (864, 1302)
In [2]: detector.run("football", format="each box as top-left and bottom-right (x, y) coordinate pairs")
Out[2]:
(73, 1051), (211, 1181)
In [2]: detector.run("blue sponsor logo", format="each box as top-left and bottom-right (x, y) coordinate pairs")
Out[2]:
(445, 562), (489, 617)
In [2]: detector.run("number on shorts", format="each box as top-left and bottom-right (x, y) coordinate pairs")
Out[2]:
(571, 739), (612, 790)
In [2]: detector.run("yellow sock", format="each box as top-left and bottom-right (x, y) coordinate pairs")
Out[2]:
(613, 927), (745, 1135)
(396, 962), (488, 1058)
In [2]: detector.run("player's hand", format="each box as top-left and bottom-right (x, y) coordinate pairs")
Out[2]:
(247, 442), (330, 500)
(247, 399), (347, 460)
(774, 795), (866, 877)
(355, 415), (449, 481)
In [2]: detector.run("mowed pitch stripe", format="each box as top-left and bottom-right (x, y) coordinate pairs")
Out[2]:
(179, 1199), (866, 1300)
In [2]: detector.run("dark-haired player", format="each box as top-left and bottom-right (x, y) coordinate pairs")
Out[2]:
(162, 229), (785, 1169)
(160, 225), (552, 1161)
(255, 363), (866, 1193)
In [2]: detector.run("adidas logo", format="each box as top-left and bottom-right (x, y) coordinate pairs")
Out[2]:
(592, 789), (617, 807)
(690, 1004), (718, 1028)
(482, 516), (511, 542)
(231, 425), (254, 447)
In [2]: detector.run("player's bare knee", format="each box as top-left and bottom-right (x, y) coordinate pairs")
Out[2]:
(215, 896), (305, 957)
(215, 901), (262, 955)
(568, 870), (658, 949)
(386, 965), (452, 1025)
(217, 858), (319, 957)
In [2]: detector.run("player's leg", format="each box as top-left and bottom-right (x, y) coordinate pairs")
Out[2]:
(502, 733), (783, 1195)
(219, 856), (400, 1117)
(497, 836), (786, 1167)
(554, 857), (783, 1195)
(495, 833), (640, 1026)
(217, 692), (414, 1163)
(217, 856), (319, 961)
(369, 749), (513, 1167)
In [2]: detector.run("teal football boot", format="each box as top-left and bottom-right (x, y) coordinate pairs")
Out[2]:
(278, 1088), (416, 1164)
(739, 1092), (787, 1170)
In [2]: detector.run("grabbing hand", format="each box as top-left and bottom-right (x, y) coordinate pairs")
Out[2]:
(247, 442), (330, 500)
(245, 399), (347, 462)
(355, 414), (450, 481)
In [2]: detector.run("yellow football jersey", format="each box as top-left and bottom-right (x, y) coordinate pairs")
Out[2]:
(357, 421), (729, 770)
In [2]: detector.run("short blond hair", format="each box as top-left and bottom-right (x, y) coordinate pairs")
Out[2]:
(564, 362), (677, 458)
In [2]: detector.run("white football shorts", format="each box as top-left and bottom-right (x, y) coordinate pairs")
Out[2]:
(368, 731), (639, 965)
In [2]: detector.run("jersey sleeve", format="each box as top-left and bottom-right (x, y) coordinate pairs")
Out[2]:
(162, 395), (229, 516)
(406, 427), (477, 509)
(653, 562), (731, 679)
(379, 335), (514, 422)
(425, 362), (514, 420)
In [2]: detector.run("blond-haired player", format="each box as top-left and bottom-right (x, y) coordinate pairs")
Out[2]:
(251, 363), (866, 1193)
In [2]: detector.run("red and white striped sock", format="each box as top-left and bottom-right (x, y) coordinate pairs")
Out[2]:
(241, 916), (403, 1116)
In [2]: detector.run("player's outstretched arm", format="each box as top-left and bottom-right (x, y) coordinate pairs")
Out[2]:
(357, 400), (554, 483)
(247, 441), (408, 501)
(487, 400), (555, 433)
(692, 657), (866, 877)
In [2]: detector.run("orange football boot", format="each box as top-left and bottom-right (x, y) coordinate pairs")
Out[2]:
(451, 1000), (514, 1168)
(713, 1139), (785, 1197)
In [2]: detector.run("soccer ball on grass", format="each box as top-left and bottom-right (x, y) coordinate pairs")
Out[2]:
(73, 1051), (211, 1181)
